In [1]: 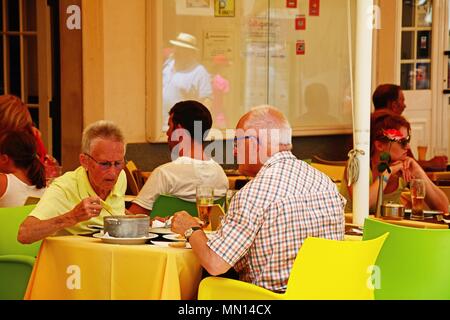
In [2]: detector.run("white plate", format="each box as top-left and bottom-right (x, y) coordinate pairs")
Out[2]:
(163, 234), (186, 241)
(149, 227), (174, 235)
(150, 241), (191, 249)
(93, 232), (158, 245)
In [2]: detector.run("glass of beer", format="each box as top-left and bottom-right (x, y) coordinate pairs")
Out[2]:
(196, 186), (214, 229)
(410, 179), (426, 221)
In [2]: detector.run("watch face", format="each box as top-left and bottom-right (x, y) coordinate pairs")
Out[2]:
(184, 229), (193, 239)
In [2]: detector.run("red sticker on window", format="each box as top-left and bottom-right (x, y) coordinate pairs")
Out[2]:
(296, 40), (305, 55)
(309, 0), (320, 16)
(295, 15), (306, 30)
(287, 0), (297, 8)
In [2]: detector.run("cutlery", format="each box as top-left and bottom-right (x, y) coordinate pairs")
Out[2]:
(100, 199), (114, 216)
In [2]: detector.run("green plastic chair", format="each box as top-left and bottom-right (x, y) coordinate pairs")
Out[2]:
(0, 255), (35, 300)
(363, 218), (450, 300)
(151, 194), (225, 218)
(0, 205), (41, 256)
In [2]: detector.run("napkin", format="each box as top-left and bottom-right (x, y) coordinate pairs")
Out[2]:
(151, 216), (172, 228)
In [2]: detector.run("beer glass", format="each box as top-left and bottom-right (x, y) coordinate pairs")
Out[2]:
(417, 138), (427, 161)
(410, 179), (426, 221)
(196, 186), (214, 229)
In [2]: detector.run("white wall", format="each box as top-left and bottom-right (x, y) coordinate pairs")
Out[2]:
(83, 0), (147, 143)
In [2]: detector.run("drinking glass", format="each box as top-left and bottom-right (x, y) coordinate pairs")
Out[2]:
(196, 186), (214, 229)
(410, 179), (426, 221)
(416, 137), (427, 161)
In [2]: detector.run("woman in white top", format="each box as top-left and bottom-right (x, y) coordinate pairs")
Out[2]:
(0, 131), (46, 207)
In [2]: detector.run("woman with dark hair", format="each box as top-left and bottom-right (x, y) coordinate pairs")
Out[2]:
(0, 131), (46, 207)
(341, 110), (448, 213)
(0, 94), (60, 178)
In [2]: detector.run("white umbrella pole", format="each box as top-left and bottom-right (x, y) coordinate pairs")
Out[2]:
(353, 0), (373, 226)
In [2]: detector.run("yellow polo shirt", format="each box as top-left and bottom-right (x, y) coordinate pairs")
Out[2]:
(29, 166), (127, 235)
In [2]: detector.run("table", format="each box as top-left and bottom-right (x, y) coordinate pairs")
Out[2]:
(345, 213), (448, 229)
(427, 171), (450, 186)
(24, 236), (203, 300)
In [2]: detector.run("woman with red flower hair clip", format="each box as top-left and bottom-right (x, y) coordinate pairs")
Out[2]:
(340, 110), (448, 214)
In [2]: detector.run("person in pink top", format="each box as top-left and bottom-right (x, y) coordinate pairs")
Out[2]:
(211, 54), (231, 129)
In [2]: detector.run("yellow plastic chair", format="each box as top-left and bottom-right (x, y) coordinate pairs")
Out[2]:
(124, 160), (140, 196)
(310, 162), (346, 184)
(198, 233), (388, 300)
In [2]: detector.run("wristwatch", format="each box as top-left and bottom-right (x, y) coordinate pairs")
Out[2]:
(184, 226), (202, 242)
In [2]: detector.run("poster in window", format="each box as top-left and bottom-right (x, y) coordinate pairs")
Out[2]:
(187, 0), (210, 8)
(176, 0), (213, 16)
(215, 0), (235, 17)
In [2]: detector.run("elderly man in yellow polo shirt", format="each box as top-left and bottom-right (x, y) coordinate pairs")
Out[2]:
(18, 120), (127, 244)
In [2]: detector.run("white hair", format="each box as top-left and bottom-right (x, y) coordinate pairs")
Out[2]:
(244, 105), (292, 145)
(82, 120), (125, 154)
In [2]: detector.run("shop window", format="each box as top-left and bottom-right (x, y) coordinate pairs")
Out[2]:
(147, 0), (356, 141)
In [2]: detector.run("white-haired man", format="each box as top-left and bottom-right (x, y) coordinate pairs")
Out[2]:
(18, 121), (127, 244)
(172, 105), (346, 293)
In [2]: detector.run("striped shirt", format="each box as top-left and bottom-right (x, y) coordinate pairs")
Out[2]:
(208, 151), (345, 292)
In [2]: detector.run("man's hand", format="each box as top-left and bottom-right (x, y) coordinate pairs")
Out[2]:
(69, 196), (103, 224)
(171, 211), (202, 235)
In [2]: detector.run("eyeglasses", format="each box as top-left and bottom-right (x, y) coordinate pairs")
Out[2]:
(233, 135), (259, 148)
(84, 153), (125, 170)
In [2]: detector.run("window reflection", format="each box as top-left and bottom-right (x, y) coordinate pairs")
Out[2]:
(162, 32), (212, 131)
(159, 0), (354, 135)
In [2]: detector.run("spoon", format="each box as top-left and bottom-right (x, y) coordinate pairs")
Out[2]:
(100, 199), (114, 216)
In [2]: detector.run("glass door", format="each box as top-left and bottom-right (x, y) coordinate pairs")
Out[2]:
(400, 0), (433, 91)
(0, 0), (53, 153)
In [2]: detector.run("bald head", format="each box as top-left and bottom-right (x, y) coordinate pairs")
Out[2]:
(238, 105), (292, 146)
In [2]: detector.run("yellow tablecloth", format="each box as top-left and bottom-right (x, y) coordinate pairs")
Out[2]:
(24, 236), (203, 300)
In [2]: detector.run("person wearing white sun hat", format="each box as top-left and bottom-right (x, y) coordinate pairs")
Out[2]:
(162, 32), (212, 131)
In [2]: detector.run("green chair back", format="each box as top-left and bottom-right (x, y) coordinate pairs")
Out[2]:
(0, 255), (35, 300)
(363, 218), (450, 300)
(151, 194), (225, 218)
(0, 205), (41, 257)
